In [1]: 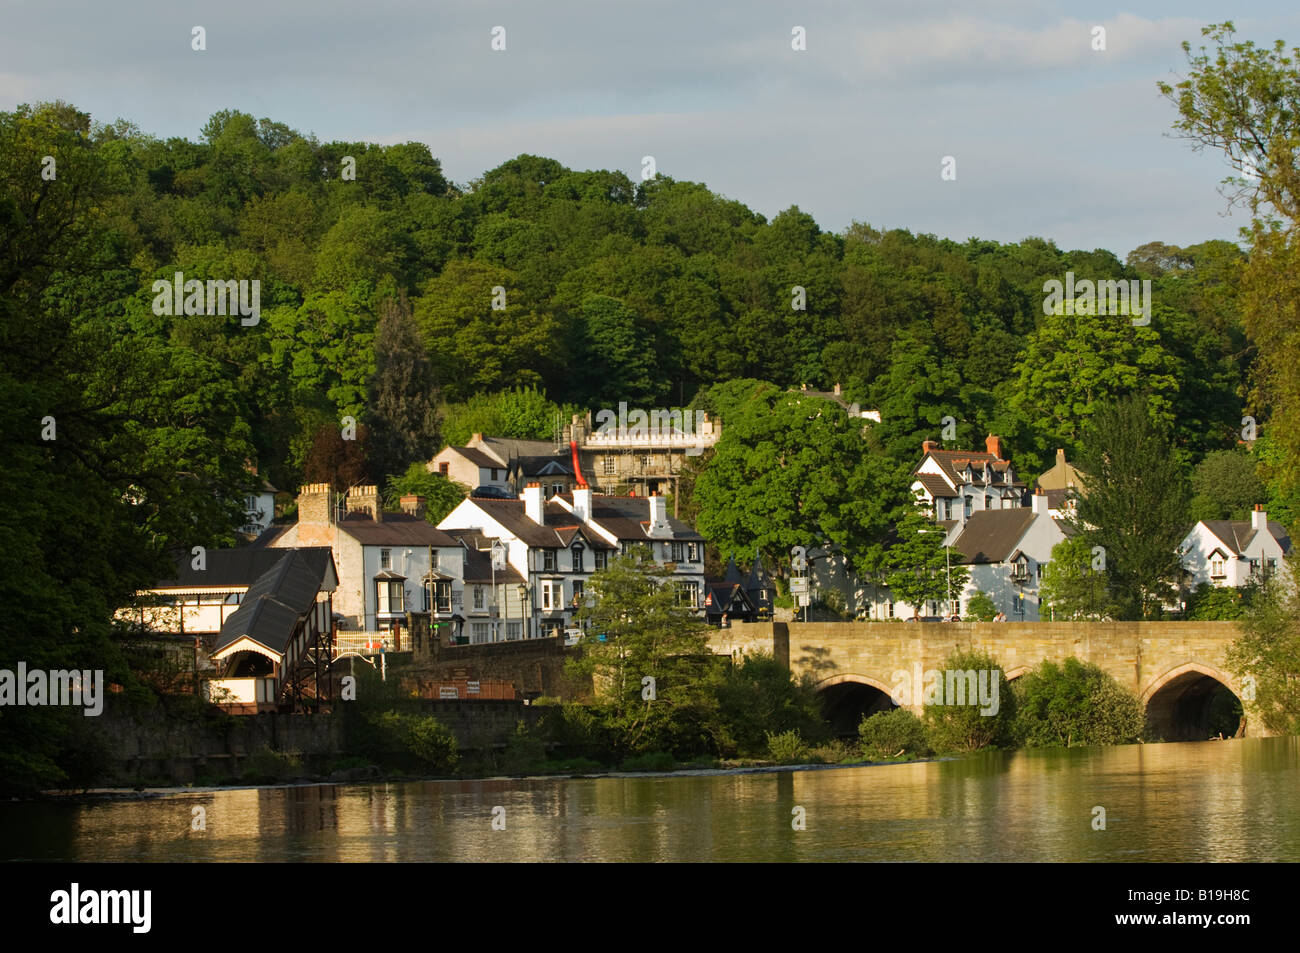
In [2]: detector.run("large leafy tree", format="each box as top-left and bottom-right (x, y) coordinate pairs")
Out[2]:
(1226, 577), (1300, 735)
(1189, 448), (1267, 521)
(1038, 535), (1115, 620)
(1159, 22), (1300, 496)
(693, 384), (905, 577)
(1072, 396), (1191, 619)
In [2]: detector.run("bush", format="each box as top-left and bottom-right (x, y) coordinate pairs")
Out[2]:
(620, 751), (676, 772)
(858, 708), (931, 760)
(807, 739), (853, 764)
(366, 710), (459, 772)
(713, 652), (827, 757)
(1011, 658), (1143, 746)
(922, 649), (1015, 752)
(765, 729), (808, 763)
(242, 745), (302, 783)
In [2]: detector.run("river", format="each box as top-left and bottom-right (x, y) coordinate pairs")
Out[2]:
(5, 737), (1297, 862)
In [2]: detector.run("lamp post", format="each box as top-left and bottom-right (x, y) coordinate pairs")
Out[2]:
(490, 540), (506, 643)
(517, 584), (528, 642)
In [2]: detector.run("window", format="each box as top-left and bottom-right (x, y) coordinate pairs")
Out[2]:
(670, 541), (686, 562)
(543, 549), (557, 572)
(1211, 557), (1225, 579)
(491, 468), (500, 481)
(594, 550), (607, 571)
(1267, 558), (1278, 576)
(572, 544), (585, 573)
(964, 497), (973, 519)
(1012, 560), (1028, 581)
(471, 622), (491, 644)
(506, 622), (522, 640)
(552, 483), (565, 497)
(542, 580), (563, 610)
(473, 586), (484, 609)
(377, 580), (404, 614)
(984, 497), (992, 510)
(602, 455), (616, 476)
(572, 580), (585, 606)
(641, 454), (652, 469)
(674, 581), (699, 607)
(434, 582), (452, 613)
(439, 462), (449, 477)
(687, 542), (700, 562)
(887, 601), (894, 619)
(380, 549), (391, 569)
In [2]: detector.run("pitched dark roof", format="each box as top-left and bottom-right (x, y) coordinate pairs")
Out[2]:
(478, 436), (560, 466)
(1043, 488), (1075, 510)
(461, 546), (525, 584)
(337, 511), (461, 547)
(514, 455), (573, 477)
(704, 582), (755, 618)
(153, 546), (334, 590)
(723, 554), (744, 585)
(212, 550), (329, 655)
(1201, 519), (1293, 556)
(746, 552), (774, 607)
(445, 445), (501, 469)
(951, 510), (1037, 564)
(584, 496), (704, 542)
(912, 473), (955, 498)
(915, 449), (1025, 489)
(458, 499), (566, 547)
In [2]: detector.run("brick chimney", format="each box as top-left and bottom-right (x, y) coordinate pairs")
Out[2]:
(471, 432), (484, 444)
(1031, 486), (1049, 516)
(573, 486), (592, 523)
(922, 439), (939, 454)
(401, 494), (427, 520)
(986, 434), (1004, 460)
(1252, 504), (1267, 533)
(296, 483), (334, 547)
(346, 485), (382, 522)
(522, 482), (543, 524)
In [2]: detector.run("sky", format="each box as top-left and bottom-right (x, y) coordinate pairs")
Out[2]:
(3, 0), (1297, 258)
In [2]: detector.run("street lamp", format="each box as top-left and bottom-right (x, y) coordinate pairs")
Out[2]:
(490, 540), (507, 642)
(517, 583), (528, 641)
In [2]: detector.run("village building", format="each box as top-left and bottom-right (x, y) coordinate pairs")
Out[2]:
(1179, 506), (1292, 591)
(910, 434), (1027, 521)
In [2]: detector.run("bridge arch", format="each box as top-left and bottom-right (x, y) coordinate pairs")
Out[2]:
(814, 673), (899, 736)
(1141, 662), (1244, 741)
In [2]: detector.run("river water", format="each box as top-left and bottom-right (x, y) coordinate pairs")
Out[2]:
(5, 737), (1297, 862)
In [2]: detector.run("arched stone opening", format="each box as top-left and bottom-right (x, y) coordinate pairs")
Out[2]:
(1143, 663), (1243, 742)
(816, 674), (898, 736)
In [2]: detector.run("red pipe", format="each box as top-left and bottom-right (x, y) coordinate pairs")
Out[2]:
(570, 441), (589, 488)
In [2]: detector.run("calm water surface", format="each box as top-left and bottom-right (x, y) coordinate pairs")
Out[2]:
(5, 738), (1298, 862)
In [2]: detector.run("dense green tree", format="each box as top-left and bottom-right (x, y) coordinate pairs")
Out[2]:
(1189, 448), (1266, 521)
(368, 292), (440, 477)
(882, 507), (970, 618)
(1226, 576), (1300, 734)
(382, 463), (468, 525)
(921, 649), (1015, 751)
(1072, 397), (1191, 619)
(1039, 535), (1115, 620)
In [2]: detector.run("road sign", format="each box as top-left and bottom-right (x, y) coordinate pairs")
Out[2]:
(439, 686), (459, 699)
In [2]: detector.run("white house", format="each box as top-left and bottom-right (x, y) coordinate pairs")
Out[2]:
(1179, 505), (1292, 591)
(439, 485), (707, 640)
(910, 434), (1027, 522)
(946, 489), (1068, 621)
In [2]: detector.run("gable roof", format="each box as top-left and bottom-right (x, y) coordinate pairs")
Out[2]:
(454, 498), (567, 548)
(337, 511), (461, 548)
(912, 473), (956, 498)
(915, 449), (1025, 489)
(581, 495), (704, 543)
(445, 445), (501, 469)
(951, 510), (1037, 564)
(723, 554), (744, 585)
(461, 545), (525, 584)
(476, 436), (561, 467)
(1200, 519), (1293, 557)
(212, 550), (331, 655)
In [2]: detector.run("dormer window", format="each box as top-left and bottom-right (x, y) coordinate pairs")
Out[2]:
(572, 543), (585, 573)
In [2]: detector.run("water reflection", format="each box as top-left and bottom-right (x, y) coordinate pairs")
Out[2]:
(4, 738), (1297, 862)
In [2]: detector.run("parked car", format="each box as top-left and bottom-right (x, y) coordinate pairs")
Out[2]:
(470, 485), (515, 500)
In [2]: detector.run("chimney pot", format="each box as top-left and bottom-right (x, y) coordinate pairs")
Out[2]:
(523, 483), (542, 524)
(922, 440), (938, 453)
(986, 434), (1004, 459)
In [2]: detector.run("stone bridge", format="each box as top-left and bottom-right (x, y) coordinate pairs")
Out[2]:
(708, 620), (1262, 741)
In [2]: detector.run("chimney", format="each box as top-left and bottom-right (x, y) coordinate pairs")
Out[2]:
(573, 486), (592, 523)
(1056, 448), (1066, 468)
(346, 484), (382, 522)
(833, 382), (841, 397)
(648, 493), (669, 535)
(523, 482), (543, 523)
(471, 432), (483, 444)
(986, 434), (1004, 460)
(1252, 504), (1267, 533)
(296, 483), (334, 547)
(1031, 487), (1048, 516)
(400, 494), (427, 520)
(922, 439), (938, 454)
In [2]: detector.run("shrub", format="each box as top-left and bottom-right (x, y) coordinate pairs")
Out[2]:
(922, 649), (1015, 752)
(858, 708), (931, 760)
(620, 751), (676, 772)
(964, 591), (998, 621)
(1011, 658), (1143, 746)
(764, 729), (808, 763)
(242, 745), (302, 783)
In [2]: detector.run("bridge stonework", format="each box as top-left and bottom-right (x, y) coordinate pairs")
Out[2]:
(707, 620), (1266, 738)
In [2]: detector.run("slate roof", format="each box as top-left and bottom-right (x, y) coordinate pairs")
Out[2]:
(704, 582), (755, 619)
(454, 499), (568, 547)
(746, 552), (775, 608)
(913, 473), (956, 498)
(153, 546), (335, 591)
(950, 510), (1037, 564)
(1201, 519), (1293, 557)
(212, 550), (331, 655)
(477, 436), (561, 467)
(582, 495), (704, 542)
(1043, 488), (1075, 511)
(337, 511), (461, 547)
(723, 554), (744, 585)
(461, 545), (525, 584)
(514, 455), (573, 477)
(448, 445), (501, 469)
